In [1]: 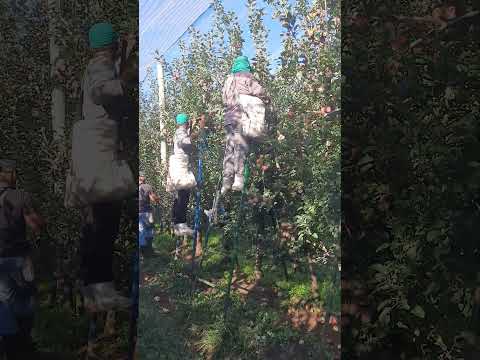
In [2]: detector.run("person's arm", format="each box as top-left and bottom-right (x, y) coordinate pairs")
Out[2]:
(190, 115), (206, 140)
(222, 76), (234, 106)
(22, 194), (44, 235)
(89, 59), (126, 106)
(248, 77), (270, 104)
(145, 184), (160, 204)
(149, 191), (160, 204)
(177, 129), (194, 154)
(119, 35), (139, 86)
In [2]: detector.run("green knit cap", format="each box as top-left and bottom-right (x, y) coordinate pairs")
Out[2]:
(176, 113), (189, 125)
(89, 22), (118, 49)
(231, 56), (252, 74)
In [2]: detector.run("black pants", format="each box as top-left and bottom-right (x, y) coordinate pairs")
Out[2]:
(172, 190), (190, 224)
(2, 315), (35, 359)
(80, 202), (122, 286)
(0, 260), (36, 359)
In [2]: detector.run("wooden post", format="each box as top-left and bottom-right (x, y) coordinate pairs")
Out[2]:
(48, 0), (66, 310)
(48, 0), (66, 147)
(104, 311), (116, 336)
(156, 59), (167, 178)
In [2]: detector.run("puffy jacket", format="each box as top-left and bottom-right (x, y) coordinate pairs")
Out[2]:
(222, 72), (267, 127)
(173, 126), (193, 156)
(82, 51), (126, 123)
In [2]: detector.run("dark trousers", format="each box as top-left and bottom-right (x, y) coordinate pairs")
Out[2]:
(0, 259), (36, 359)
(2, 316), (35, 359)
(172, 190), (190, 224)
(80, 202), (122, 286)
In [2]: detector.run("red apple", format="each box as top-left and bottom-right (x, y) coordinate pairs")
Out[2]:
(353, 16), (368, 29)
(391, 36), (408, 51)
(256, 157), (264, 168)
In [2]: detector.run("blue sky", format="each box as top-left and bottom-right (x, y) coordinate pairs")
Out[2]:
(140, 0), (288, 82)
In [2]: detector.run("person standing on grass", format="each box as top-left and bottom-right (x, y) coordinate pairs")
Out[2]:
(0, 159), (45, 359)
(138, 172), (159, 256)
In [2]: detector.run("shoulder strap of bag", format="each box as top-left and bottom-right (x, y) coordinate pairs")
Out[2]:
(232, 74), (240, 105)
(78, 68), (87, 122)
(0, 188), (12, 228)
(0, 188), (9, 205)
(233, 75), (253, 128)
(80, 64), (123, 161)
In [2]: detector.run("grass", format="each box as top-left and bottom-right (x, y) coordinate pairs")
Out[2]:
(33, 303), (88, 356)
(31, 287), (130, 359)
(137, 231), (339, 359)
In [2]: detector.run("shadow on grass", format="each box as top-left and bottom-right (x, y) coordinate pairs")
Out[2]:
(137, 231), (339, 359)
(32, 296), (130, 359)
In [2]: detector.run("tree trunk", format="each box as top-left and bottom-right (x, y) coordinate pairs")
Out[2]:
(195, 232), (202, 257)
(254, 235), (263, 282)
(306, 251), (319, 295)
(157, 60), (167, 178)
(281, 257), (289, 281)
(104, 311), (116, 336)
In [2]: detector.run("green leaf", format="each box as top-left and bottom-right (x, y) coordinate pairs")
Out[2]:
(426, 230), (440, 242)
(378, 306), (392, 325)
(434, 335), (447, 351)
(370, 264), (387, 274)
(406, 245), (417, 260)
(411, 305), (425, 319)
(376, 243), (391, 253)
(397, 321), (409, 330)
(377, 299), (391, 311)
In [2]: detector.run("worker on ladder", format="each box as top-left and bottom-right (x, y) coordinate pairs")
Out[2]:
(74, 22), (135, 312)
(220, 55), (269, 194)
(205, 56), (270, 223)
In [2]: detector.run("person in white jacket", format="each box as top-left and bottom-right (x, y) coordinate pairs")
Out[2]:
(79, 22), (134, 312)
(171, 113), (195, 237)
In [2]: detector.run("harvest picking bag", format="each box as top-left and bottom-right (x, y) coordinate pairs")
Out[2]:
(168, 153), (196, 191)
(238, 93), (266, 140)
(64, 118), (135, 208)
(230, 75), (266, 140)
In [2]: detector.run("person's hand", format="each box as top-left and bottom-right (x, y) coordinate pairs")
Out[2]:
(199, 114), (206, 129)
(125, 33), (137, 47)
(120, 59), (138, 85)
(22, 256), (34, 282)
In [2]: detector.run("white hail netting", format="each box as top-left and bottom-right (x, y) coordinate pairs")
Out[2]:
(140, 0), (212, 78)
